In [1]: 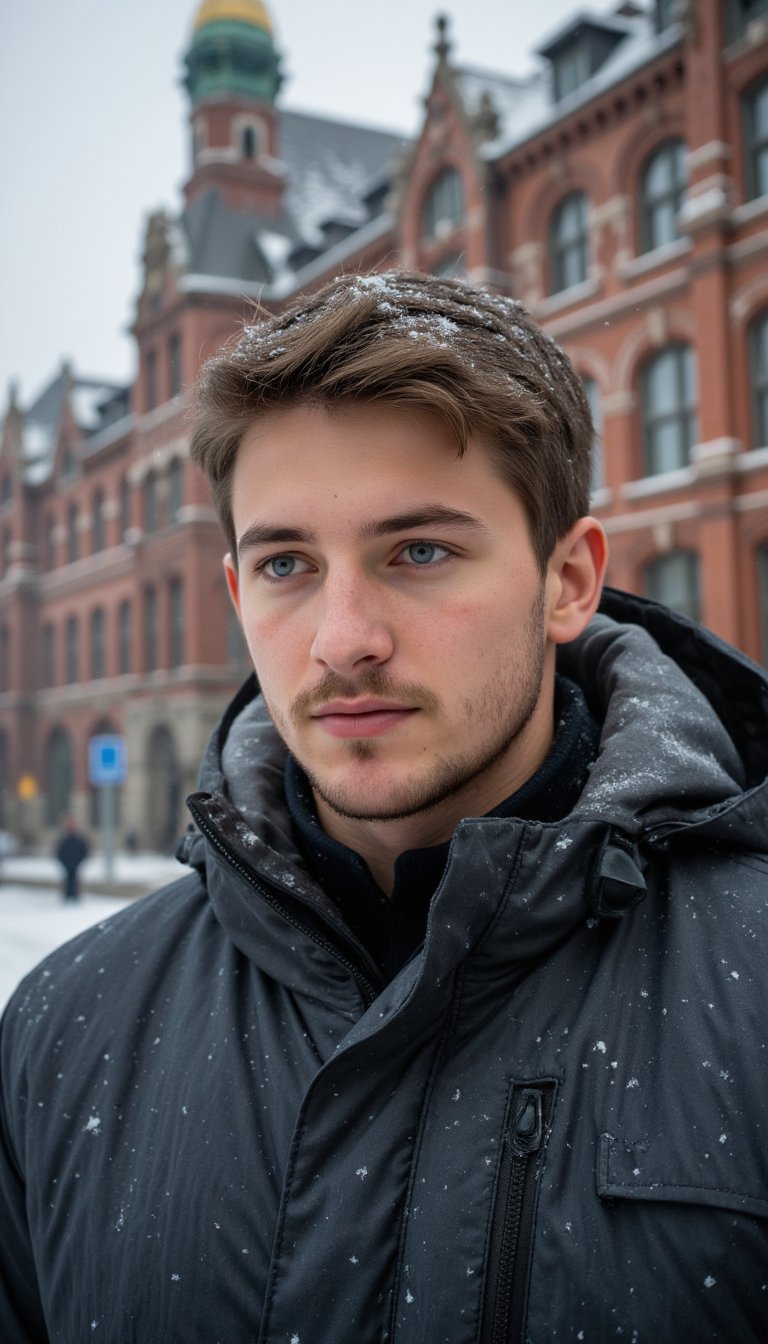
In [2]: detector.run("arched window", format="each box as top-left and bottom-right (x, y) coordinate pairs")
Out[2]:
(0, 729), (8, 829)
(90, 607), (106, 680)
(144, 471), (158, 533)
(168, 333), (182, 399)
(0, 626), (10, 692)
(118, 599), (133, 675)
(92, 488), (106, 553)
(421, 168), (464, 240)
(640, 139), (686, 252)
(67, 502), (79, 563)
(45, 726), (74, 826)
(42, 514), (56, 570)
(581, 375), (604, 493)
(146, 724), (181, 853)
(549, 192), (589, 294)
(65, 615), (79, 684)
(744, 77), (768, 202)
(169, 577), (185, 669)
(749, 309), (768, 448)
(168, 459), (184, 522)
(645, 550), (701, 622)
(641, 344), (698, 475)
(119, 476), (132, 538)
(242, 125), (257, 159)
(144, 586), (158, 672)
(42, 622), (55, 687)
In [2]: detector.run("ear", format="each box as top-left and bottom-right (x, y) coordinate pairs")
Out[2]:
(223, 553), (242, 620)
(545, 517), (608, 646)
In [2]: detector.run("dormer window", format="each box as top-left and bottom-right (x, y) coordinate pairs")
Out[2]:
(553, 43), (591, 102)
(655, 0), (678, 32)
(538, 17), (628, 104)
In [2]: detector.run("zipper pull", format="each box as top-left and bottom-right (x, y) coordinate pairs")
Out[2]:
(509, 1087), (544, 1157)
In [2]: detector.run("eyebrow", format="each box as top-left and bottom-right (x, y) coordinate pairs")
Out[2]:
(236, 505), (489, 557)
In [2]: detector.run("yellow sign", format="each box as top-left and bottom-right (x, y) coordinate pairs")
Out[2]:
(17, 774), (38, 800)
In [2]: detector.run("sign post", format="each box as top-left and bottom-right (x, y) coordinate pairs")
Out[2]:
(88, 736), (127, 883)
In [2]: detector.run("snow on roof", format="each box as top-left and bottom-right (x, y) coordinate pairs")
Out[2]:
(69, 379), (123, 433)
(468, 11), (681, 161)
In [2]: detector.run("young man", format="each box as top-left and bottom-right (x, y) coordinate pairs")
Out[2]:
(1, 273), (766, 1342)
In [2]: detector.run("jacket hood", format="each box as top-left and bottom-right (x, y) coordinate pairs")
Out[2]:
(186, 588), (768, 882)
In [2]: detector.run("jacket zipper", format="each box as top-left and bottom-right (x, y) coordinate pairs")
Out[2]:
(481, 1082), (555, 1344)
(187, 801), (380, 1007)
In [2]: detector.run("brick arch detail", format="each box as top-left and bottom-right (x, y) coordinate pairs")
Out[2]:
(613, 113), (686, 204)
(567, 345), (612, 391)
(611, 307), (696, 397)
(524, 162), (606, 247)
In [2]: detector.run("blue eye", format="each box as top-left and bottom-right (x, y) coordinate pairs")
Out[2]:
(261, 554), (313, 581)
(268, 555), (297, 578)
(400, 542), (450, 566)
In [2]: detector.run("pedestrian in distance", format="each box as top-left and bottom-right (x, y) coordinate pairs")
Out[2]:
(1, 272), (766, 1342)
(54, 816), (89, 903)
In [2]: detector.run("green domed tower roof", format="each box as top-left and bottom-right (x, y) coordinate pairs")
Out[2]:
(184, 0), (282, 106)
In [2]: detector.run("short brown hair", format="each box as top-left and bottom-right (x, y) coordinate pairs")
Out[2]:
(189, 270), (594, 571)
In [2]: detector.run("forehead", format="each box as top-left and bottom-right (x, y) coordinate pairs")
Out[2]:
(231, 401), (512, 515)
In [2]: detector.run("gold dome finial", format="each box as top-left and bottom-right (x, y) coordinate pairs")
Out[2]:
(193, 0), (273, 32)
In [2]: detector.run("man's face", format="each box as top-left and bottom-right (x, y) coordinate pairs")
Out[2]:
(225, 402), (565, 836)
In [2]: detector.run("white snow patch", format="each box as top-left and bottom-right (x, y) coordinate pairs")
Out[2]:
(355, 1165), (368, 1180)
(83, 1114), (101, 1135)
(594, 1040), (607, 1054)
(704, 1275), (716, 1288)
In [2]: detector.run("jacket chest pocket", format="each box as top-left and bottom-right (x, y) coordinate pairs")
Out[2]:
(597, 1132), (768, 1221)
(591, 1132), (768, 1342)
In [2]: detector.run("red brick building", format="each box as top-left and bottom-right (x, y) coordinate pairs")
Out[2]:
(1, 0), (767, 847)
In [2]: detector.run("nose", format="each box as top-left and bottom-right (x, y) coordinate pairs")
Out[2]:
(310, 574), (394, 675)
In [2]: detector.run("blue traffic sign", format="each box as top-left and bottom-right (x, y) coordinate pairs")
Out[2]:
(88, 735), (127, 786)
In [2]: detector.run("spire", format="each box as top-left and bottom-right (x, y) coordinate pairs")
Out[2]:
(434, 13), (452, 63)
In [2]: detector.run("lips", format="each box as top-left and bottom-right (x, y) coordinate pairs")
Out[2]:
(311, 699), (417, 739)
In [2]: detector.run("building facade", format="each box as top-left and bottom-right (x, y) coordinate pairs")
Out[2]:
(1, 0), (767, 847)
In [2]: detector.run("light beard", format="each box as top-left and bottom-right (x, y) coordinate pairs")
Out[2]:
(266, 584), (549, 825)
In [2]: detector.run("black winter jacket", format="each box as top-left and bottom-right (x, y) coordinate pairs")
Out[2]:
(1, 590), (767, 1343)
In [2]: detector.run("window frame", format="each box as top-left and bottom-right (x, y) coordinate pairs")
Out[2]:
(421, 167), (464, 242)
(640, 138), (687, 254)
(749, 309), (768, 448)
(641, 343), (698, 476)
(549, 191), (589, 294)
(644, 549), (701, 622)
(744, 76), (768, 203)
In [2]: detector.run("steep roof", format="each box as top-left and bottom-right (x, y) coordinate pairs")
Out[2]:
(180, 108), (407, 296)
(453, 8), (681, 161)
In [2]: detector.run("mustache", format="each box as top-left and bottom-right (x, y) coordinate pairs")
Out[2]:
(291, 670), (440, 722)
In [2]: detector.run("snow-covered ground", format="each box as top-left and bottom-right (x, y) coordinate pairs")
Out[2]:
(0, 885), (135, 1009)
(0, 854), (184, 1009)
(0, 852), (183, 889)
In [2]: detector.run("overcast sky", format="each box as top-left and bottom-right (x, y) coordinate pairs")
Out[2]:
(0, 0), (617, 407)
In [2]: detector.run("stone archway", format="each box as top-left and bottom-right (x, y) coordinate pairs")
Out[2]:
(45, 726), (74, 826)
(0, 729), (8, 830)
(145, 724), (181, 854)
